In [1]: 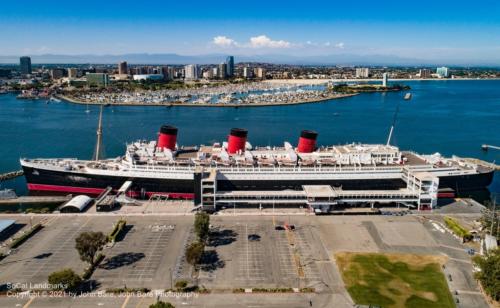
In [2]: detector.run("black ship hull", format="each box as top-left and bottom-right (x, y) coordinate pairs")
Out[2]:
(22, 166), (495, 199)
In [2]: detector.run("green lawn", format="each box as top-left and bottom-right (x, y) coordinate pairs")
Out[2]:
(336, 253), (455, 308)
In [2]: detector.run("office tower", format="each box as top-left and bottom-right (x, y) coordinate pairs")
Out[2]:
(355, 68), (369, 78)
(184, 64), (199, 80)
(419, 69), (431, 78)
(243, 66), (253, 79)
(67, 68), (78, 78)
(436, 67), (449, 78)
(161, 66), (171, 81)
(50, 68), (65, 80)
(86, 73), (109, 87)
(168, 67), (176, 80)
(225, 56), (234, 77)
(254, 67), (266, 79)
(118, 61), (128, 75)
(218, 63), (227, 79)
(20, 56), (32, 75)
(382, 73), (388, 87)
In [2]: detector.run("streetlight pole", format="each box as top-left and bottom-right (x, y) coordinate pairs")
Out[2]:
(491, 197), (496, 235)
(169, 267), (173, 290)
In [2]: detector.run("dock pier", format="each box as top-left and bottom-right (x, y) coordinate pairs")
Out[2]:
(481, 144), (500, 151)
(0, 195), (72, 206)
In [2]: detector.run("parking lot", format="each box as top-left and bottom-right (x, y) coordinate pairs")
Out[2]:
(0, 216), (113, 286)
(92, 217), (192, 289)
(197, 217), (331, 291)
(0, 212), (491, 307)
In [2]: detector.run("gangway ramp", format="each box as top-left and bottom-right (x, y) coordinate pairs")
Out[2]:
(118, 180), (133, 195)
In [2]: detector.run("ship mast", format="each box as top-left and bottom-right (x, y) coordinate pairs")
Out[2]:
(386, 98), (401, 146)
(93, 105), (103, 161)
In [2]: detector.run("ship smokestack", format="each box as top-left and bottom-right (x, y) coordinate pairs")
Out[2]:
(297, 130), (318, 153)
(227, 128), (248, 154)
(157, 125), (178, 151)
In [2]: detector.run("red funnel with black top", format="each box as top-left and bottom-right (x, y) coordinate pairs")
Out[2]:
(227, 128), (248, 154)
(157, 125), (177, 150)
(297, 130), (318, 153)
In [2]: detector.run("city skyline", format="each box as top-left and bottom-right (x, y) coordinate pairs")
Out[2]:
(1, 1), (500, 65)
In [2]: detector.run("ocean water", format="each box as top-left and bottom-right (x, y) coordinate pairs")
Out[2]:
(1, 80), (499, 196)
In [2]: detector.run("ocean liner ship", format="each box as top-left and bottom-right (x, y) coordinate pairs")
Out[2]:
(20, 125), (495, 205)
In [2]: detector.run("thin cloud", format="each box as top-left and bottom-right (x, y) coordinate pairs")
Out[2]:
(212, 35), (291, 49)
(249, 35), (291, 48)
(213, 36), (236, 47)
(335, 42), (345, 49)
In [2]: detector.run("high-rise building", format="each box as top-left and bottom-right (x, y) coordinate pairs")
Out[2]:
(168, 67), (176, 79)
(50, 68), (65, 80)
(225, 56), (234, 77)
(243, 66), (253, 79)
(382, 73), (388, 87)
(419, 69), (432, 79)
(254, 67), (266, 79)
(184, 64), (199, 80)
(436, 67), (449, 78)
(67, 68), (79, 79)
(355, 68), (369, 78)
(218, 63), (227, 79)
(203, 69), (214, 79)
(86, 73), (109, 87)
(118, 61), (128, 75)
(20, 56), (32, 75)
(160, 66), (171, 81)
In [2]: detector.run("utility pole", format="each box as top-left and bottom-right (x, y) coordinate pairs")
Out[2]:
(491, 197), (496, 235)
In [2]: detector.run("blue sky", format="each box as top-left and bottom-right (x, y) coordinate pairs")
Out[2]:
(2, 0), (500, 62)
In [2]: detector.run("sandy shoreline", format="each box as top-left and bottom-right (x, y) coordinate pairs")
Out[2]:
(57, 93), (358, 108)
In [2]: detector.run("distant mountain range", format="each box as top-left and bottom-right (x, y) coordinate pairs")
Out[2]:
(0, 53), (497, 66)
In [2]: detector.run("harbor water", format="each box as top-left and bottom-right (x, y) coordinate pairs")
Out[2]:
(1, 80), (499, 197)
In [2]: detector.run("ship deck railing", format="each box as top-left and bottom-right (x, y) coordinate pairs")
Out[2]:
(24, 157), (470, 175)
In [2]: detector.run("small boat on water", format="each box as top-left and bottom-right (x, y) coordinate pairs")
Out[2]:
(50, 97), (62, 103)
(0, 188), (17, 200)
(404, 93), (412, 100)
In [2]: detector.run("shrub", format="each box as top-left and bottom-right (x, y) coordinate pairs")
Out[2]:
(48, 269), (82, 291)
(107, 287), (150, 294)
(473, 248), (500, 301)
(10, 223), (43, 249)
(107, 219), (126, 243)
(149, 301), (175, 308)
(444, 216), (471, 240)
(174, 280), (188, 290)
